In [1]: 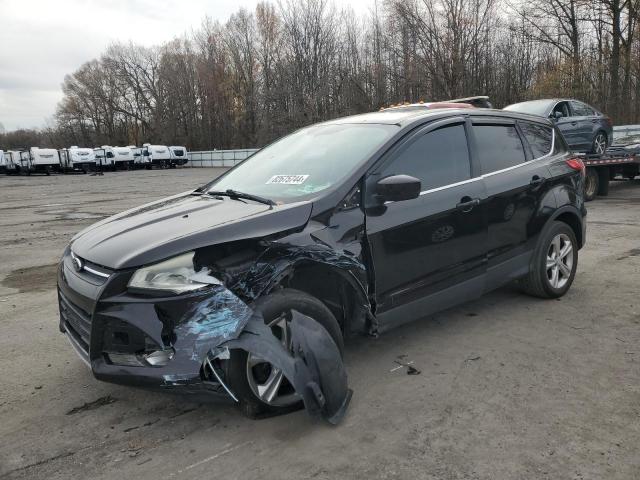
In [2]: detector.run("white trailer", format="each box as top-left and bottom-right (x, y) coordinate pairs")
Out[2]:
(4, 150), (22, 173)
(113, 146), (135, 168)
(94, 146), (116, 170)
(28, 147), (60, 174)
(60, 146), (96, 172)
(169, 145), (188, 166)
(143, 144), (171, 168)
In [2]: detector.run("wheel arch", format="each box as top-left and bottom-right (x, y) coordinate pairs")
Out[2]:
(274, 260), (372, 337)
(549, 207), (585, 249)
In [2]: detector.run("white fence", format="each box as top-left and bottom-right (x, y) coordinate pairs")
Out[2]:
(186, 149), (258, 167)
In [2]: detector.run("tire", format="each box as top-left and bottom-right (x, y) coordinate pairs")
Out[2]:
(520, 221), (578, 299)
(226, 288), (343, 418)
(584, 167), (599, 201)
(590, 131), (608, 155)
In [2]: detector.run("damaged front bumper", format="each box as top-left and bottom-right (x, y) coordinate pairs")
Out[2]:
(57, 250), (352, 422)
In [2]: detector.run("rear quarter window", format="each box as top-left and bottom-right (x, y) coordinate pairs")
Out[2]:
(520, 122), (553, 158)
(473, 124), (526, 174)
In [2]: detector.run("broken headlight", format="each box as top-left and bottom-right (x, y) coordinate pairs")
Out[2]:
(128, 251), (221, 295)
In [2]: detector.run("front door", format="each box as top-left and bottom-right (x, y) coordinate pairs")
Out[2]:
(552, 101), (579, 149)
(365, 118), (487, 330)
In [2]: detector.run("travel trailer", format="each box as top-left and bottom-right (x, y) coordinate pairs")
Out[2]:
(94, 146), (115, 169)
(60, 146), (96, 172)
(143, 144), (171, 168)
(28, 147), (60, 174)
(4, 150), (22, 173)
(169, 146), (188, 166)
(112, 146), (135, 168)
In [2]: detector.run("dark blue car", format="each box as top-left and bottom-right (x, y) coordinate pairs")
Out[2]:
(504, 99), (613, 154)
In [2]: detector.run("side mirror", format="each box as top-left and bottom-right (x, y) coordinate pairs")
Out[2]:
(376, 175), (421, 203)
(552, 111), (563, 120)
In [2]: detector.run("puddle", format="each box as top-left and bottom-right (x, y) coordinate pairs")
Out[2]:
(1, 263), (59, 293)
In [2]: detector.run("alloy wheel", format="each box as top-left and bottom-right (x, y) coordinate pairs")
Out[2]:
(594, 133), (607, 154)
(546, 233), (574, 289)
(245, 313), (299, 407)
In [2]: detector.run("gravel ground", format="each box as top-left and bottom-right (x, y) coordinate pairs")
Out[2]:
(0, 169), (639, 480)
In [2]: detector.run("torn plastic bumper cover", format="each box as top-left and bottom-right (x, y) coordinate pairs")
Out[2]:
(221, 310), (352, 424)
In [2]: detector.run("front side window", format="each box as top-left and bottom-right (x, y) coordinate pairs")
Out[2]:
(206, 123), (399, 203)
(380, 124), (471, 191)
(473, 124), (526, 174)
(520, 122), (553, 158)
(552, 102), (570, 118)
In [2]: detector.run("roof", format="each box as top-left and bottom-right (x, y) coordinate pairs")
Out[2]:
(322, 107), (552, 128)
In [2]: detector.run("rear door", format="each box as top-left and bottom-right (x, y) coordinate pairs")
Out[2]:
(569, 101), (593, 150)
(469, 118), (552, 290)
(365, 118), (487, 329)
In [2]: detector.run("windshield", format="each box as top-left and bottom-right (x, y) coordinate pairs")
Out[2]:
(205, 123), (399, 203)
(504, 100), (553, 117)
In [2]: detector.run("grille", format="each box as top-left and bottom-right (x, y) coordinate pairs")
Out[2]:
(59, 290), (92, 360)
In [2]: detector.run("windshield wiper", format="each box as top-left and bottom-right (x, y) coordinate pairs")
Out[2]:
(206, 189), (276, 207)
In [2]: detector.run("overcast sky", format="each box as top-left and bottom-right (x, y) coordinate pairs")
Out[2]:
(0, 0), (374, 132)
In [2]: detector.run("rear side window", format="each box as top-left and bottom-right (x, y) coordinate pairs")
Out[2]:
(382, 124), (470, 190)
(570, 101), (594, 116)
(473, 124), (526, 173)
(520, 122), (553, 158)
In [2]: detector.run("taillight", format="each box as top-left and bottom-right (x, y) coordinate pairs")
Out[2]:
(605, 116), (613, 127)
(566, 157), (585, 175)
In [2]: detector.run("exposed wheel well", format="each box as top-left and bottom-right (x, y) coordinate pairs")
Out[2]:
(281, 263), (369, 336)
(555, 212), (583, 248)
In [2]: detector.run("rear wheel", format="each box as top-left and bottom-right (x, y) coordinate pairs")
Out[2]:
(584, 167), (599, 201)
(590, 131), (608, 155)
(520, 221), (578, 299)
(226, 288), (343, 418)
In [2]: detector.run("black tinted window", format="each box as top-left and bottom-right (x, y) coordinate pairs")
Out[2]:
(473, 125), (526, 173)
(520, 122), (553, 158)
(383, 124), (470, 190)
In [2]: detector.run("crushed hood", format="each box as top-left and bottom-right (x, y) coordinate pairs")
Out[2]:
(71, 191), (313, 270)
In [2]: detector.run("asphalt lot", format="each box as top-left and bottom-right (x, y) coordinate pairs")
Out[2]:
(1, 169), (639, 479)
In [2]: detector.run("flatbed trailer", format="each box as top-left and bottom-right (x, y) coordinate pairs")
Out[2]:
(576, 152), (640, 201)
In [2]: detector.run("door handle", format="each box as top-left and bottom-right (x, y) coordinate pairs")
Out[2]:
(530, 175), (545, 186)
(456, 197), (480, 212)
(591, 119), (598, 123)
(571, 121), (578, 126)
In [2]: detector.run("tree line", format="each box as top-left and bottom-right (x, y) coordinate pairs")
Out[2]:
(2, 0), (640, 151)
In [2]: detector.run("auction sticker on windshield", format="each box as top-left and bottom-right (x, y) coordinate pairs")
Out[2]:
(266, 175), (309, 185)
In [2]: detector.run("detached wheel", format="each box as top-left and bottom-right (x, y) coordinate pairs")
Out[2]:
(590, 131), (608, 155)
(520, 221), (578, 299)
(226, 288), (343, 418)
(584, 167), (599, 201)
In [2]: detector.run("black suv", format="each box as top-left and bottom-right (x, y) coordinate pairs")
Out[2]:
(58, 108), (586, 420)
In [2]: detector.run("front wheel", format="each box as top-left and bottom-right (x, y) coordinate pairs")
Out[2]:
(520, 221), (578, 299)
(226, 288), (343, 418)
